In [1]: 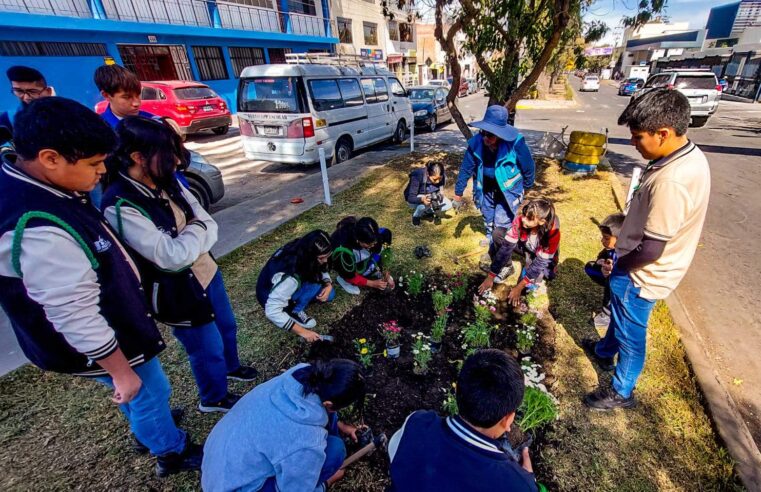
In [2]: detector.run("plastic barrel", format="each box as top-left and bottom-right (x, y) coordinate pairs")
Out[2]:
(569, 131), (606, 147)
(567, 142), (605, 157)
(564, 151), (600, 165)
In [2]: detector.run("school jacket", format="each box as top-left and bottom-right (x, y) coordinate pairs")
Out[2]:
(101, 173), (218, 327)
(0, 160), (165, 376)
(404, 168), (446, 204)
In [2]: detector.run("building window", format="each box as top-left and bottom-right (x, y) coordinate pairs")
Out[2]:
(229, 47), (266, 77)
(399, 23), (413, 43)
(389, 21), (399, 42)
(288, 0), (316, 15)
(338, 18), (353, 44)
(268, 48), (291, 64)
(192, 46), (229, 81)
(224, 0), (274, 9)
(364, 22), (378, 46)
(0, 41), (108, 57)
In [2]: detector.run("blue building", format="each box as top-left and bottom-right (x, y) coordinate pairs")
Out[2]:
(0, 0), (337, 112)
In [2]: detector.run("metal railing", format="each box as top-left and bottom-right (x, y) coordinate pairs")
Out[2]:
(217, 1), (279, 32)
(0, 0), (92, 18)
(101, 0), (212, 27)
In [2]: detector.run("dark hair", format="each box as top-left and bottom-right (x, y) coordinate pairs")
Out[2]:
(7, 66), (46, 86)
(521, 198), (556, 248)
(599, 212), (625, 237)
(105, 116), (188, 190)
(456, 349), (525, 427)
(426, 161), (445, 177)
(277, 229), (333, 282)
(13, 97), (116, 162)
(94, 64), (141, 96)
(617, 88), (691, 136)
(293, 359), (366, 411)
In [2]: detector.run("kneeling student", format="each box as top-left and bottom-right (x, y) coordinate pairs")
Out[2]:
(256, 230), (335, 343)
(388, 349), (538, 491)
(201, 359), (366, 492)
(331, 216), (394, 295)
(404, 161), (452, 226)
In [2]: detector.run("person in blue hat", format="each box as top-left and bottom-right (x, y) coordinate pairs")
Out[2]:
(453, 105), (535, 275)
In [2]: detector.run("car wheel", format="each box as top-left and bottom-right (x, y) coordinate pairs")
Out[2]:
(212, 126), (229, 135)
(429, 115), (437, 132)
(333, 137), (352, 165)
(691, 116), (709, 128)
(186, 176), (211, 210)
(393, 120), (407, 144)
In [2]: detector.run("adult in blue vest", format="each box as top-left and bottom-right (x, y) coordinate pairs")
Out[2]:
(453, 105), (535, 253)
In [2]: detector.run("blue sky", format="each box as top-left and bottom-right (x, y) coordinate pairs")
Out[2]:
(585, 0), (723, 45)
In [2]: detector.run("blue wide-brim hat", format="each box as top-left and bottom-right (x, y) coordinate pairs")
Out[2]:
(469, 105), (519, 142)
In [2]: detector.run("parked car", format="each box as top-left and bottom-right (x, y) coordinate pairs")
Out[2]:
(618, 77), (645, 96)
(185, 151), (225, 210)
(457, 79), (469, 97)
(635, 70), (721, 127)
(409, 85), (453, 132)
(95, 81), (232, 136)
(580, 75), (600, 92)
(428, 79), (450, 88)
(237, 63), (412, 165)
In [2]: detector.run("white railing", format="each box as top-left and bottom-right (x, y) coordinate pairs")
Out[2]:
(217, 1), (280, 32)
(0, 0), (92, 17)
(101, 0), (212, 26)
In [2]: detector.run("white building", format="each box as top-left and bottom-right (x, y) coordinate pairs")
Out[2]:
(617, 20), (703, 77)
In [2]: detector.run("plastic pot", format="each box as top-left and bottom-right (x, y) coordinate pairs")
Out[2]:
(386, 343), (401, 359)
(430, 341), (442, 353)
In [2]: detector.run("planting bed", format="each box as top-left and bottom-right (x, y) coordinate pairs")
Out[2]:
(308, 273), (557, 485)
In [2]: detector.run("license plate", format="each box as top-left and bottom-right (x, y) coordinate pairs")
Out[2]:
(263, 126), (279, 136)
(203, 105), (213, 112)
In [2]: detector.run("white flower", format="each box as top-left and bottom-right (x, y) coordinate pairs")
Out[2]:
(423, 346), (430, 351)
(413, 349), (420, 355)
(417, 332), (423, 336)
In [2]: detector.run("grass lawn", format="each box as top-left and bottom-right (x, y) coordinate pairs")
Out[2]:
(0, 153), (742, 491)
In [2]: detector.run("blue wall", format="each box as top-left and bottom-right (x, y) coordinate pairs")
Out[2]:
(0, 13), (336, 113)
(706, 2), (741, 40)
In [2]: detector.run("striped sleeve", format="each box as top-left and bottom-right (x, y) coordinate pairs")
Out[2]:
(264, 273), (300, 330)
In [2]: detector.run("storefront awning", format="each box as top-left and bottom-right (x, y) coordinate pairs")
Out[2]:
(387, 54), (403, 64)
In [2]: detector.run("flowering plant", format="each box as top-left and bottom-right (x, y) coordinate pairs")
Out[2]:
(380, 320), (402, 345)
(441, 382), (458, 416)
(412, 333), (432, 373)
(516, 325), (536, 353)
(353, 338), (375, 368)
(405, 271), (425, 295)
(450, 275), (467, 302)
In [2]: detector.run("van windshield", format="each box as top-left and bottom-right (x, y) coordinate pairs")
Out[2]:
(239, 77), (303, 113)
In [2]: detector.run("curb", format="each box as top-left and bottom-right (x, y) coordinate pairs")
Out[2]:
(608, 173), (761, 491)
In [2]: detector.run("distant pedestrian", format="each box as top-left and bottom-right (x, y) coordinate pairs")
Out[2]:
(0, 97), (201, 476)
(452, 105), (535, 248)
(583, 88), (711, 410)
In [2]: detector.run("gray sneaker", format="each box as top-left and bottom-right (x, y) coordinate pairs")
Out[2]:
(336, 276), (360, 295)
(493, 264), (515, 284)
(593, 310), (611, 328)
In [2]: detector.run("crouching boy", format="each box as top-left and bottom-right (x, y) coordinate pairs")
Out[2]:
(388, 349), (538, 492)
(0, 98), (201, 477)
(584, 213), (624, 329)
(404, 161), (452, 226)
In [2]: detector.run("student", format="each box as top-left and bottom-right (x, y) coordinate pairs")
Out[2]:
(583, 213), (624, 331)
(404, 161), (452, 226)
(478, 198), (560, 307)
(94, 64), (155, 128)
(256, 230), (336, 343)
(201, 359), (365, 492)
(0, 97), (201, 476)
(388, 349), (537, 492)
(1, 66), (54, 144)
(331, 216), (394, 295)
(584, 88), (711, 410)
(453, 105), (535, 245)
(101, 116), (257, 414)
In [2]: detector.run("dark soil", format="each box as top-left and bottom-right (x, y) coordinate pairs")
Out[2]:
(308, 274), (556, 486)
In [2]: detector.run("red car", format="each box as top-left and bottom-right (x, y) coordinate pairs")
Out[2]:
(457, 79), (469, 98)
(95, 80), (232, 136)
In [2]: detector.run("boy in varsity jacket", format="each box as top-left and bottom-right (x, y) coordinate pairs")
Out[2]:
(0, 98), (201, 477)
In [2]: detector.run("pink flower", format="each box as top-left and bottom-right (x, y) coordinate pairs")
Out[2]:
(489, 306), (497, 312)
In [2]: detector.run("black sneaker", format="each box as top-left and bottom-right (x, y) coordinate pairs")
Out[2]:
(132, 408), (186, 454)
(581, 338), (615, 371)
(412, 216), (421, 227)
(198, 393), (241, 414)
(292, 310), (317, 329)
(155, 439), (204, 478)
(583, 386), (637, 411)
(227, 366), (258, 382)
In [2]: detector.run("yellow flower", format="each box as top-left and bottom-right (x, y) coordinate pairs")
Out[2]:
(359, 338), (367, 344)
(360, 347), (368, 355)
(452, 382), (457, 389)
(383, 349), (388, 357)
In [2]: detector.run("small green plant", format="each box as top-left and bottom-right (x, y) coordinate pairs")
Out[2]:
(526, 291), (549, 310)
(515, 325), (536, 353)
(353, 338), (376, 368)
(406, 271), (425, 295)
(432, 290), (454, 314)
(519, 312), (538, 327)
(431, 313), (448, 343)
(446, 273), (467, 302)
(441, 384), (458, 416)
(517, 386), (558, 432)
(461, 322), (493, 356)
(473, 291), (498, 325)
(412, 333), (432, 373)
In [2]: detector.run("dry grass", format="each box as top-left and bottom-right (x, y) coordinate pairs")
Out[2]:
(0, 153), (741, 491)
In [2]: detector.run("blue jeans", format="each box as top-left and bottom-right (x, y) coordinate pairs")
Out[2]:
(408, 197), (453, 218)
(95, 357), (186, 456)
(595, 270), (656, 398)
(480, 188), (514, 242)
(173, 271), (241, 405)
(259, 413), (346, 492)
(292, 282), (336, 313)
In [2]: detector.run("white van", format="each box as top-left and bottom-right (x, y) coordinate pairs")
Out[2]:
(237, 59), (413, 165)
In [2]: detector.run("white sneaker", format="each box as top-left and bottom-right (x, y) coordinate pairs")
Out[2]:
(336, 276), (360, 295)
(493, 264), (515, 284)
(292, 310), (317, 329)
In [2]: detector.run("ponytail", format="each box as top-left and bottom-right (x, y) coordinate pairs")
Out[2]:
(293, 359), (366, 411)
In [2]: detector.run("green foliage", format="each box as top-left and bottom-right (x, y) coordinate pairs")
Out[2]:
(412, 333), (432, 373)
(432, 290), (454, 314)
(441, 387), (458, 416)
(380, 246), (394, 270)
(450, 276), (467, 302)
(516, 326), (537, 353)
(431, 313), (448, 343)
(526, 292), (549, 311)
(520, 312), (538, 327)
(406, 271), (424, 295)
(353, 338), (376, 368)
(518, 387), (558, 432)
(462, 322), (493, 356)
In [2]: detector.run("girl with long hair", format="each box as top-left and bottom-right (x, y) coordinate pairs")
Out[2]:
(330, 216), (394, 295)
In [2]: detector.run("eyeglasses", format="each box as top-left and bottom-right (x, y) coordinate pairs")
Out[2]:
(11, 87), (47, 97)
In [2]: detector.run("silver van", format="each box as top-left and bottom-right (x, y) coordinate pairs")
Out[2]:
(636, 70), (720, 127)
(237, 56), (413, 165)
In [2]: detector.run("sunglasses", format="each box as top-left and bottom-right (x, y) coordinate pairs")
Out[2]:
(482, 130), (497, 139)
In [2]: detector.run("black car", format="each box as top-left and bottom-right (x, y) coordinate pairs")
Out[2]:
(410, 86), (454, 132)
